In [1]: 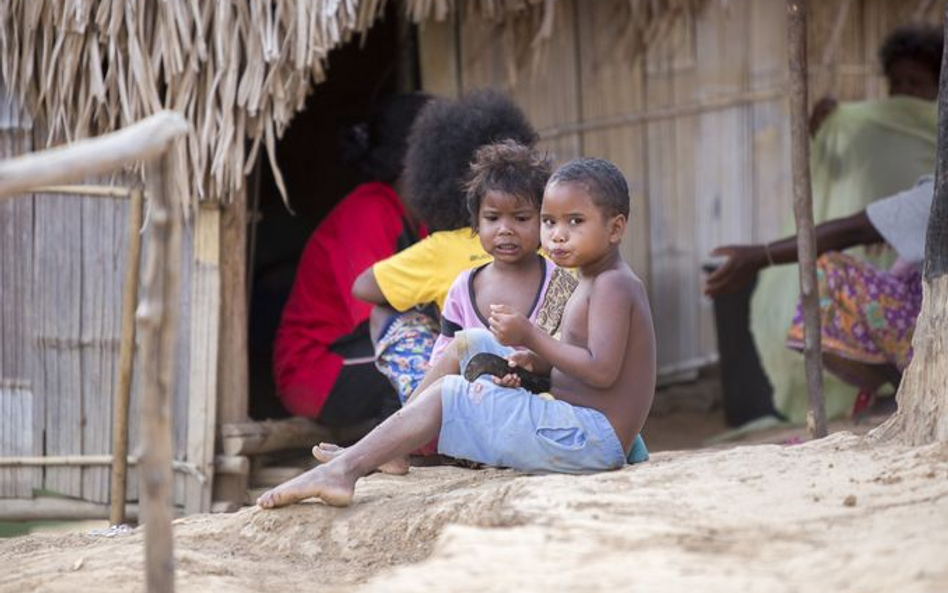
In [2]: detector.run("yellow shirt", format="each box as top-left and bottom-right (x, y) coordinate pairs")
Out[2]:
(373, 228), (491, 312)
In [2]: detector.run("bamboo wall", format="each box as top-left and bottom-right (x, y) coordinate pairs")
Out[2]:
(418, 0), (941, 381)
(0, 85), (201, 510)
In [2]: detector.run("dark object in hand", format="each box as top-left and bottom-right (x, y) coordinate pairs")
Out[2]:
(463, 352), (551, 394)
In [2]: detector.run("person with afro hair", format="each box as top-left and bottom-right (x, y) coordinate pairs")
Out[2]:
(273, 93), (432, 425)
(352, 89), (538, 405)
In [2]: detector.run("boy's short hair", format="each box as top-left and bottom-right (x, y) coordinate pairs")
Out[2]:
(547, 157), (630, 219)
(404, 89), (538, 232)
(464, 140), (553, 231)
(879, 24), (944, 81)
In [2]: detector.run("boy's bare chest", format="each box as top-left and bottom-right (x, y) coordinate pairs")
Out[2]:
(559, 285), (590, 345)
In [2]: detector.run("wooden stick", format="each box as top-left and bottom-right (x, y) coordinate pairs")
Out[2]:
(0, 455), (202, 478)
(34, 185), (133, 199)
(220, 417), (375, 456)
(787, 0), (827, 439)
(538, 86), (786, 141)
(0, 498), (145, 522)
(138, 151), (181, 593)
(110, 185), (145, 526)
(0, 111), (188, 201)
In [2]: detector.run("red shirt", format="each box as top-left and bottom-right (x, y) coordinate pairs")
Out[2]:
(273, 182), (420, 417)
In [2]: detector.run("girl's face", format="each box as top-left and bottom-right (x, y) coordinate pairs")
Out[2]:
(477, 190), (541, 265)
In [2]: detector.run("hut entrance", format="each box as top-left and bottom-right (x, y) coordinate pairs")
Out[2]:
(247, 10), (418, 420)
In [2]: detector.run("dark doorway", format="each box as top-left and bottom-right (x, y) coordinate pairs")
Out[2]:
(248, 9), (419, 420)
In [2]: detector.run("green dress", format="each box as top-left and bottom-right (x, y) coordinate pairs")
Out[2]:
(749, 96), (936, 423)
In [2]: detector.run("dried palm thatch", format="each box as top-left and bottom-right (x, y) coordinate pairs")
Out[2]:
(0, 0), (706, 208)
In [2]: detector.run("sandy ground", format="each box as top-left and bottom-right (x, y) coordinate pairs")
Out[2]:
(2, 376), (944, 592)
(2, 422), (947, 593)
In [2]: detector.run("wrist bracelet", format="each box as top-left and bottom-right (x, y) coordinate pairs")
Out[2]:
(763, 243), (775, 267)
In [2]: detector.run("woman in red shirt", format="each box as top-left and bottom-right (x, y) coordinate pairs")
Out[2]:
(273, 93), (431, 426)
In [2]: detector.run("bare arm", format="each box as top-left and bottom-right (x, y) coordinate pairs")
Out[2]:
(352, 266), (388, 305)
(703, 210), (882, 297)
(491, 272), (633, 389)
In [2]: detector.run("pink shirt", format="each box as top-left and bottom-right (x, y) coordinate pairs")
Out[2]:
(430, 256), (557, 363)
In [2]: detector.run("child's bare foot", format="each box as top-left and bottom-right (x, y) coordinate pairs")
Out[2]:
(256, 463), (355, 509)
(312, 443), (410, 476)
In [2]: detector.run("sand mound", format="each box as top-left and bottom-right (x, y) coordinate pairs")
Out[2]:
(3, 433), (947, 593)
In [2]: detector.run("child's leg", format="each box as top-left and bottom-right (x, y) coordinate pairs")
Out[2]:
(410, 329), (512, 403)
(257, 378), (447, 509)
(313, 329), (512, 472)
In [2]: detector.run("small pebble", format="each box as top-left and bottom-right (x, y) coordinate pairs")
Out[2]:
(843, 495), (857, 507)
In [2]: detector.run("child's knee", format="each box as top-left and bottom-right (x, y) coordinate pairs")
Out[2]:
(455, 328), (494, 356)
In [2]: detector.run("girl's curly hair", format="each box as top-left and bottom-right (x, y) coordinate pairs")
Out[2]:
(463, 140), (552, 232)
(404, 89), (538, 231)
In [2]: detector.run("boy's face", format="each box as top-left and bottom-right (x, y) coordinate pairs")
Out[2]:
(478, 190), (541, 264)
(540, 182), (624, 269)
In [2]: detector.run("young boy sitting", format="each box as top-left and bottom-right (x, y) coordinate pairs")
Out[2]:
(257, 157), (656, 508)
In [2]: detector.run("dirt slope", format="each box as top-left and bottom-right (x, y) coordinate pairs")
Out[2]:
(2, 433), (947, 593)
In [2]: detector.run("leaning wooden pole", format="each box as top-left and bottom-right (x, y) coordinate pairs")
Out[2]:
(138, 153), (182, 593)
(110, 185), (145, 526)
(787, 0), (828, 439)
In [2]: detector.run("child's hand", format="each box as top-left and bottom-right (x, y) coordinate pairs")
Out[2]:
(492, 372), (522, 388)
(488, 304), (532, 346)
(507, 350), (537, 372)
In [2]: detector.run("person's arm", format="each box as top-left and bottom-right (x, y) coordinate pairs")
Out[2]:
(490, 271), (633, 389)
(352, 267), (388, 305)
(703, 210), (882, 297)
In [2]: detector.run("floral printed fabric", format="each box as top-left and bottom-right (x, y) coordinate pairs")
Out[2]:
(375, 310), (439, 404)
(786, 252), (922, 372)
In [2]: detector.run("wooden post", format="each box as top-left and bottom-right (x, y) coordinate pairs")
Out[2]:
(214, 185), (250, 508)
(138, 152), (182, 593)
(786, 0), (827, 439)
(110, 185), (144, 526)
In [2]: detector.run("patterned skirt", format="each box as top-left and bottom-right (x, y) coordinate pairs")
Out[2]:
(786, 252), (922, 372)
(374, 310), (439, 405)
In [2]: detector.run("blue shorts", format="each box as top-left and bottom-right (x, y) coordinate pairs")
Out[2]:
(438, 328), (645, 474)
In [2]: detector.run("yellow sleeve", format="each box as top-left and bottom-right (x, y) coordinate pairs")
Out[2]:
(373, 229), (490, 312)
(373, 236), (444, 312)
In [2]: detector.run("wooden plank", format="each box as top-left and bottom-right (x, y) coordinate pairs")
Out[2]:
(692, 1), (754, 366)
(213, 184), (249, 508)
(79, 188), (125, 504)
(174, 218), (195, 508)
(185, 205), (220, 514)
(748, 0), (792, 244)
(111, 186), (144, 525)
(220, 417), (373, 456)
(417, 13), (461, 98)
(34, 190), (84, 498)
(643, 8), (701, 376)
(0, 126), (39, 498)
(0, 497), (150, 521)
(574, 1), (650, 282)
(458, 0), (582, 163)
(0, 388), (34, 498)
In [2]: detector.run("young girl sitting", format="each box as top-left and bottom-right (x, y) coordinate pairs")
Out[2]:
(430, 140), (575, 367)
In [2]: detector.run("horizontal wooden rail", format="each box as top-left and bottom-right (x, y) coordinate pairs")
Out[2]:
(34, 184), (135, 199)
(0, 455), (207, 484)
(538, 86), (787, 141)
(0, 110), (188, 200)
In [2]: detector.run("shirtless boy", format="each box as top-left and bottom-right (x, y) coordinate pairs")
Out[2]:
(257, 157), (656, 508)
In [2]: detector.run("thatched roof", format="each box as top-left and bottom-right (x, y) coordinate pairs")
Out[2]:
(0, 0), (706, 206)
